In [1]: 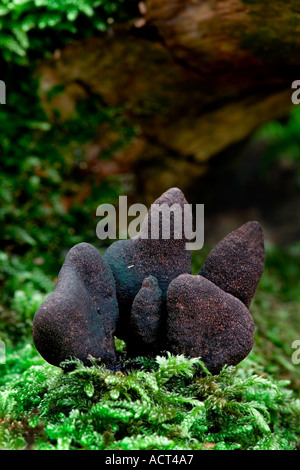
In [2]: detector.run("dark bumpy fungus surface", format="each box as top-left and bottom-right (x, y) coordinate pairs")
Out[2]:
(32, 188), (265, 374)
(103, 187), (191, 342)
(199, 221), (265, 309)
(166, 275), (255, 375)
(32, 242), (119, 368)
(128, 275), (164, 357)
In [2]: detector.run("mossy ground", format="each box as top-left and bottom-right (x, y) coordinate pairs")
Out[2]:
(0, 244), (299, 451)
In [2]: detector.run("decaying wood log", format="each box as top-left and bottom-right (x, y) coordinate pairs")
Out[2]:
(37, 0), (298, 201)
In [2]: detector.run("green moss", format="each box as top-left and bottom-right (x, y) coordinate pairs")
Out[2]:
(0, 344), (299, 450)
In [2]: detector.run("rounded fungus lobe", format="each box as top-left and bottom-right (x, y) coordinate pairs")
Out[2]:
(128, 275), (164, 356)
(103, 187), (192, 341)
(32, 242), (119, 368)
(199, 221), (265, 308)
(166, 274), (255, 374)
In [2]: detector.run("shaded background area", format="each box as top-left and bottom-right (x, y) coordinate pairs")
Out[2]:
(0, 0), (300, 391)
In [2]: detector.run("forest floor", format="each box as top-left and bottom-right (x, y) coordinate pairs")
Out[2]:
(0, 242), (299, 450)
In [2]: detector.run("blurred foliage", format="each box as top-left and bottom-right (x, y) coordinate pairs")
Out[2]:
(0, 0), (126, 64)
(250, 243), (300, 391)
(0, 250), (53, 344)
(0, 0), (135, 273)
(0, 77), (135, 273)
(255, 106), (300, 185)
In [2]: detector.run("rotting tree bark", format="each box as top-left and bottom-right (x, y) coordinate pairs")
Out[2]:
(144, 0), (300, 89)
(37, 0), (299, 203)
